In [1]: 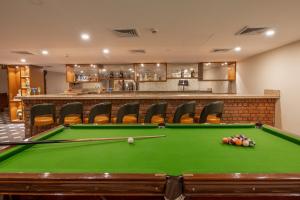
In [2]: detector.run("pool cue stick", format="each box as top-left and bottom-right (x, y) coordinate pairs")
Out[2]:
(0, 135), (166, 146)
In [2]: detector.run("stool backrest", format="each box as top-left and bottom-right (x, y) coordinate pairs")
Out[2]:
(199, 101), (224, 123)
(30, 103), (55, 126)
(173, 101), (196, 123)
(144, 102), (168, 123)
(116, 102), (139, 123)
(59, 102), (83, 124)
(88, 102), (112, 123)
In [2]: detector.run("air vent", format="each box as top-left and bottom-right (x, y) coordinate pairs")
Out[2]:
(11, 50), (35, 55)
(211, 48), (231, 53)
(236, 26), (269, 35)
(113, 29), (139, 37)
(129, 49), (146, 54)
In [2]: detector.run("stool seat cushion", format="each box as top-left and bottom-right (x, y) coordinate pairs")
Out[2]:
(112, 115), (137, 124)
(195, 114), (221, 124)
(206, 115), (221, 124)
(168, 114), (194, 124)
(151, 115), (165, 124)
(94, 115), (110, 124)
(180, 116), (194, 124)
(64, 114), (82, 125)
(34, 115), (54, 127)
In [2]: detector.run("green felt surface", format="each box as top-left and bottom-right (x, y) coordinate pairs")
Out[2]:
(0, 124), (299, 176)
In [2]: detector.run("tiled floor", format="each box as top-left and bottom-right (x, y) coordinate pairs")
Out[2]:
(0, 109), (25, 144)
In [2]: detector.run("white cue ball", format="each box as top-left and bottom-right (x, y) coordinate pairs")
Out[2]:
(242, 140), (249, 147)
(127, 137), (134, 144)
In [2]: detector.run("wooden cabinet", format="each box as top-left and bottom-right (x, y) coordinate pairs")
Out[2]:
(66, 65), (75, 83)
(198, 62), (236, 81)
(7, 65), (44, 122)
(66, 64), (99, 83)
(136, 63), (167, 82)
(167, 63), (198, 79)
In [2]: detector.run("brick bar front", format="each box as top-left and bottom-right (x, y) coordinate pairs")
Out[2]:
(22, 94), (278, 138)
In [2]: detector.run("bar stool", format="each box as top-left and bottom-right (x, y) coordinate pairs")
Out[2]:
(88, 102), (112, 124)
(59, 102), (83, 125)
(169, 101), (196, 124)
(197, 101), (224, 124)
(30, 103), (55, 135)
(112, 102), (139, 124)
(144, 102), (168, 124)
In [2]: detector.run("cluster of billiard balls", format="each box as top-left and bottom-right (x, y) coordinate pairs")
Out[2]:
(222, 134), (256, 147)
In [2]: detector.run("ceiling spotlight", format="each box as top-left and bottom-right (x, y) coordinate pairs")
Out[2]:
(265, 29), (275, 37)
(234, 47), (242, 52)
(102, 48), (110, 54)
(20, 58), (26, 63)
(81, 33), (90, 41)
(41, 50), (49, 55)
(141, 63), (144, 67)
(156, 63), (160, 67)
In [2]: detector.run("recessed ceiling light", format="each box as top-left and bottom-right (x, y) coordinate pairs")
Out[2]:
(102, 48), (110, 54)
(141, 63), (144, 67)
(156, 63), (160, 67)
(234, 47), (242, 52)
(20, 58), (26, 63)
(81, 33), (90, 41)
(41, 50), (49, 55)
(265, 29), (275, 37)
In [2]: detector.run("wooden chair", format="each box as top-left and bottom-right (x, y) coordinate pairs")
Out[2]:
(59, 102), (83, 125)
(144, 102), (168, 124)
(88, 102), (112, 124)
(197, 101), (224, 124)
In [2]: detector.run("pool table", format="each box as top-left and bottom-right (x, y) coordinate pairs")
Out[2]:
(0, 124), (299, 200)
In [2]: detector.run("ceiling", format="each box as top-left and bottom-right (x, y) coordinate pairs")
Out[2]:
(0, 0), (300, 72)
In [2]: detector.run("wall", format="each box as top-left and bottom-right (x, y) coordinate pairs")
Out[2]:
(0, 68), (8, 93)
(139, 80), (235, 93)
(46, 71), (68, 94)
(237, 40), (300, 135)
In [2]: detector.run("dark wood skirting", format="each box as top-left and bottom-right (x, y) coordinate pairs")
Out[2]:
(184, 173), (300, 197)
(0, 173), (299, 199)
(0, 173), (166, 196)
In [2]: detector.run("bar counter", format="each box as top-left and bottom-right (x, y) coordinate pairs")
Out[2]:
(20, 92), (279, 100)
(19, 92), (280, 138)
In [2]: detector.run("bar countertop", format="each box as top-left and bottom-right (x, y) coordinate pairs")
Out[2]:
(18, 92), (280, 100)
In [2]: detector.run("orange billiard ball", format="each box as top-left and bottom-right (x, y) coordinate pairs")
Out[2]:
(235, 139), (243, 146)
(222, 137), (229, 144)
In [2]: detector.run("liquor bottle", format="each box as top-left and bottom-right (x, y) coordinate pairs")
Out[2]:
(191, 69), (195, 78)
